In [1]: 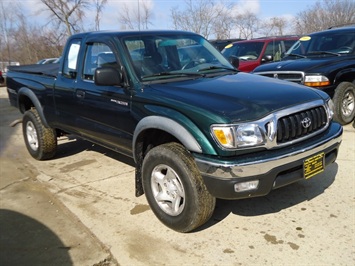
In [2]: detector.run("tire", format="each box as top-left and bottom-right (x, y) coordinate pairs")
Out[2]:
(332, 82), (355, 125)
(22, 108), (57, 160)
(142, 142), (216, 233)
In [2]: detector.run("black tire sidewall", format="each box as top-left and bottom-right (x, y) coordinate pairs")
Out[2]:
(333, 82), (355, 125)
(22, 109), (57, 160)
(142, 143), (214, 232)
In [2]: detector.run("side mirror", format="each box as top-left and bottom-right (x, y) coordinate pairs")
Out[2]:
(229, 56), (239, 68)
(94, 66), (122, 86)
(261, 55), (273, 63)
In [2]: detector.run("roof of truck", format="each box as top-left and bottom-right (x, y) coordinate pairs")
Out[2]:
(71, 30), (199, 39)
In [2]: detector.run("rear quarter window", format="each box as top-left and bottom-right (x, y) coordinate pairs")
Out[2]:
(62, 39), (81, 79)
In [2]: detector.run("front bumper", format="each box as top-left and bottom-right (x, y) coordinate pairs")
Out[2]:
(194, 123), (343, 199)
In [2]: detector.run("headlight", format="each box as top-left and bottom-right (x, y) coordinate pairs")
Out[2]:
(236, 124), (264, 147)
(326, 99), (334, 120)
(304, 75), (330, 87)
(212, 124), (264, 149)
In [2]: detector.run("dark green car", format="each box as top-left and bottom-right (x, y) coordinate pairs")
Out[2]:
(6, 30), (342, 232)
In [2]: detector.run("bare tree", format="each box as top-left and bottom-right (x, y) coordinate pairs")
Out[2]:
(40, 0), (90, 36)
(260, 17), (288, 36)
(171, 0), (231, 39)
(234, 11), (261, 39)
(93, 0), (107, 31)
(294, 0), (355, 34)
(0, 1), (15, 65)
(117, 0), (153, 30)
(12, 13), (63, 64)
(211, 7), (235, 39)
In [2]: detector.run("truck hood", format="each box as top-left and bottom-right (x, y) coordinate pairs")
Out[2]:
(253, 55), (355, 73)
(144, 72), (325, 123)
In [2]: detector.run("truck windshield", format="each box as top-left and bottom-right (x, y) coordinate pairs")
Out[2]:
(285, 30), (355, 58)
(222, 42), (264, 61)
(123, 34), (235, 81)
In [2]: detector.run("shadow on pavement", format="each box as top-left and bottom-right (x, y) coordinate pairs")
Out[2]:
(54, 136), (136, 167)
(0, 209), (73, 265)
(51, 133), (339, 233)
(198, 163), (338, 231)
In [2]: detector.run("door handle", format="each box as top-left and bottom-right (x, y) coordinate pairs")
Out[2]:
(76, 90), (85, 98)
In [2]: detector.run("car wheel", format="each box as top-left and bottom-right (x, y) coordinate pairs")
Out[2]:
(22, 108), (57, 160)
(142, 142), (216, 233)
(333, 82), (355, 125)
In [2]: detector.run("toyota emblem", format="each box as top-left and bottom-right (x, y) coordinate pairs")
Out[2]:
(301, 117), (312, 128)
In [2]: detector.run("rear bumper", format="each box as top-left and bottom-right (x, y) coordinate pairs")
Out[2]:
(194, 123), (343, 199)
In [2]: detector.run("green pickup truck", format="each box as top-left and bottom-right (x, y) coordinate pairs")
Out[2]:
(6, 30), (342, 232)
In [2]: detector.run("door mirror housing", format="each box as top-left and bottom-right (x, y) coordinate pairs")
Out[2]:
(229, 56), (239, 69)
(94, 66), (122, 86)
(261, 55), (273, 63)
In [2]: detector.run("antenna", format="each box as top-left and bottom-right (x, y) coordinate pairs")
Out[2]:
(138, 0), (141, 31)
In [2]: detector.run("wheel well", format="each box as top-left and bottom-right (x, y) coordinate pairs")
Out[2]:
(139, 128), (180, 160)
(134, 128), (182, 197)
(19, 94), (34, 113)
(334, 71), (355, 86)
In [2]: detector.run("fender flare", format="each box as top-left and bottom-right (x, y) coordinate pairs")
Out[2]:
(18, 87), (49, 128)
(334, 68), (355, 85)
(133, 116), (211, 163)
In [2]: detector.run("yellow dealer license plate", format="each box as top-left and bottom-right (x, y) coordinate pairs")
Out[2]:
(304, 152), (325, 179)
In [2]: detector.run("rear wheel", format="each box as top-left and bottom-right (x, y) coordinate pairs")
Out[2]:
(142, 142), (216, 233)
(333, 82), (355, 125)
(22, 108), (57, 160)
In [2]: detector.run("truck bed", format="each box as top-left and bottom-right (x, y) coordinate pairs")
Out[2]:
(8, 63), (59, 78)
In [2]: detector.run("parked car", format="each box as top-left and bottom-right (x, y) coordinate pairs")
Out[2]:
(253, 25), (355, 125)
(1, 61), (20, 86)
(0, 70), (4, 86)
(222, 36), (299, 72)
(209, 38), (244, 51)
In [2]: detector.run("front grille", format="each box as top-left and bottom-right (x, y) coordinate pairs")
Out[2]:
(275, 73), (303, 83)
(276, 106), (328, 143)
(256, 71), (304, 84)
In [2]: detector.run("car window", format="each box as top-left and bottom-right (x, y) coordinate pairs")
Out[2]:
(123, 34), (231, 80)
(82, 43), (116, 81)
(284, 40), (296, 51)
(62, 39), (81, 79)
(264, 41), (282, 61)
(287, 30), (355, 56)
(222, 42), (264, 61)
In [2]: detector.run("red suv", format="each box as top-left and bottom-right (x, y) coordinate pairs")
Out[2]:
(0, 70), (5, 86)
(222, 36), (299, 72)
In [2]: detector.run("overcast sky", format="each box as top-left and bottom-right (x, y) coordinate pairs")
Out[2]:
(8, 0), (318, 31)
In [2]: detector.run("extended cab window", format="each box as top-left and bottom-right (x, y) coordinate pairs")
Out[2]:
(62, 39), (81, 79)
(83, 43), (116, 81)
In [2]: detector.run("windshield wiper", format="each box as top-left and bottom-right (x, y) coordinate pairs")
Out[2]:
(285, 53), (307, 58)
(308, 51), (341, 56)
(197, 66), (239, 72)
(142, 71), (205, 79)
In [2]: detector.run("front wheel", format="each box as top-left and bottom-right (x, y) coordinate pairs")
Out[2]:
(333, 82), (355, 125)
(22, 108), (57, 160)
(142, 143), (216, 233)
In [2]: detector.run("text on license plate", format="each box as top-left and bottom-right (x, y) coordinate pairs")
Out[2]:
(303, 152), (325, 179)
